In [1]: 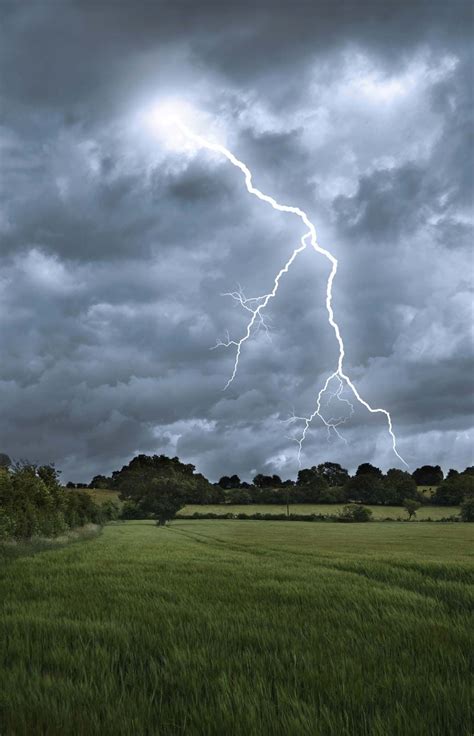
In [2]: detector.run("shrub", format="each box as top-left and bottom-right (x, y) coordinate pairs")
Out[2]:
(460, 497), (474, 522)
(337, 504), (373, 522)
(403, 498), (421, 520)
(120, 501), (146, 520)
(0, 464), (101, 540)
(0, 508), (15, 540)
(99, 500), (120, 522)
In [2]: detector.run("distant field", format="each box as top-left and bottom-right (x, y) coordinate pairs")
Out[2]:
(1, 520), (472, 735)
(417, 485), (438, 497)
(83, 489), (453, 519)
(180, 503), (458, 520)
(77, 488), (121, 504)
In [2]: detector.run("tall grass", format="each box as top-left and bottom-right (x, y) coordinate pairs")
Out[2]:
(1, 521), (472, 735)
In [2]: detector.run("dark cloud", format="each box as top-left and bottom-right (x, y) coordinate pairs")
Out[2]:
(0, 0), (472, 481)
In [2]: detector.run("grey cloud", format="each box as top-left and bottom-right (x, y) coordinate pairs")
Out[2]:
(0, 0), (472, 481)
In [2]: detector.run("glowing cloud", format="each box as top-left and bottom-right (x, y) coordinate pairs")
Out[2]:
(154, 107), (407, 467)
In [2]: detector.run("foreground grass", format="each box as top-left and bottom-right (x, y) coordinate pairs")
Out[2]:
(1, 521), (472, 735)
(180, 503), (458, 519)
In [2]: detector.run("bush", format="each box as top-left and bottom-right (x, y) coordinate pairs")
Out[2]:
(99, 500), (120, 522)
(0, 508), (15, 540)
(337, 504), (373, 523)
(403, 498), (421, 520)
(120, 501), (146, 520)
(460, 497), (474, 522)
(0, 464), (101, 540)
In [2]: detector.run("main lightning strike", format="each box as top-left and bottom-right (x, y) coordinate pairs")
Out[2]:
(166, 115), (407, 467)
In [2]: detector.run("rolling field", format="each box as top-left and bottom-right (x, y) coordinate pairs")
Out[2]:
(179, 503), (458, 519)
(1, 520), (472, 735)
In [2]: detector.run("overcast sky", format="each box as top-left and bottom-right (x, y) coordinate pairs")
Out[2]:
(1, 0), (472, 482)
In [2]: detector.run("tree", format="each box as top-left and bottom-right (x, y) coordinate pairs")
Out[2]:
(0, 453), (11, 468)
(446, 469), (459, 480)
(463, 466), (474, 476)
(218, 475), (241, 489)
(89, 475), (112, 489)
(384, 469), (418, 505)
(299, 476), (330, 503)
(253, 474), (275, 488)
(296, 467), (319, 486)
(432, 474), (474, 506)
(460, 497), (474, 522)
(344, 474), (385, 504)
(403, 498), (421, 520)
(317, 487), (346, 503)
(411, 465), (443, 486)
(315, 462), (349, 487)
(227, 488), (252, 504)
(294, 468), (330, 502)
(112, 454), (214, 505)
(120, 475), (187, 525)
(355, 463), (383, 478)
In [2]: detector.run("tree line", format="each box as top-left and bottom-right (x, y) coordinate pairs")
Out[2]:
(81, 457), (474, 508)
(1, 452), (473, 536)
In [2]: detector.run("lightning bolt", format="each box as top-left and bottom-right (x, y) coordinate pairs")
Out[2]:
(175, 119), (407, 467)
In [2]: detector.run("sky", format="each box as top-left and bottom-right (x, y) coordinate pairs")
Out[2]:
(0, 0), (473, 483)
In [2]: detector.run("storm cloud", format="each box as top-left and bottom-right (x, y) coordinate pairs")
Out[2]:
(0, 0), (472, 482)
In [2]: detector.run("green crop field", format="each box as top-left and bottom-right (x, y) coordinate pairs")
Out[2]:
(2, 521), (472, 735)
(81, 488), (121, 504)
(179, 503), (458, 520)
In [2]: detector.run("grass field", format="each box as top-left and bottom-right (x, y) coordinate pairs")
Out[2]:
(1, 520), (472, 735)
(83, 488), (455, 520)
(179, 503), (458, 520)
(81, 488), (121, 504)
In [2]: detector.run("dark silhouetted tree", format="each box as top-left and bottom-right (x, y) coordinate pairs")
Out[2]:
(315, 462), (349, 486)
(296, 467), (318, 486)
(253, 474), (275, 488)
(384, 469), (418, 505)
(412, 465), (443, 486)
(344, 474), (384, 504)
(113, 454), (214, 505)
(355, 463), (383, 478)
(218, 475), (241, 489)
(432, 474), (474, 506)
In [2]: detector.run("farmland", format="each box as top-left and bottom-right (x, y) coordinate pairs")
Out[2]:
(1, 520), (472, 735)
(179, 503), (458, 520)
(83, 487), (458, 520)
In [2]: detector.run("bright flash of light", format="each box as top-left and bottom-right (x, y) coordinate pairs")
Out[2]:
(154, 104), (407, 467)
